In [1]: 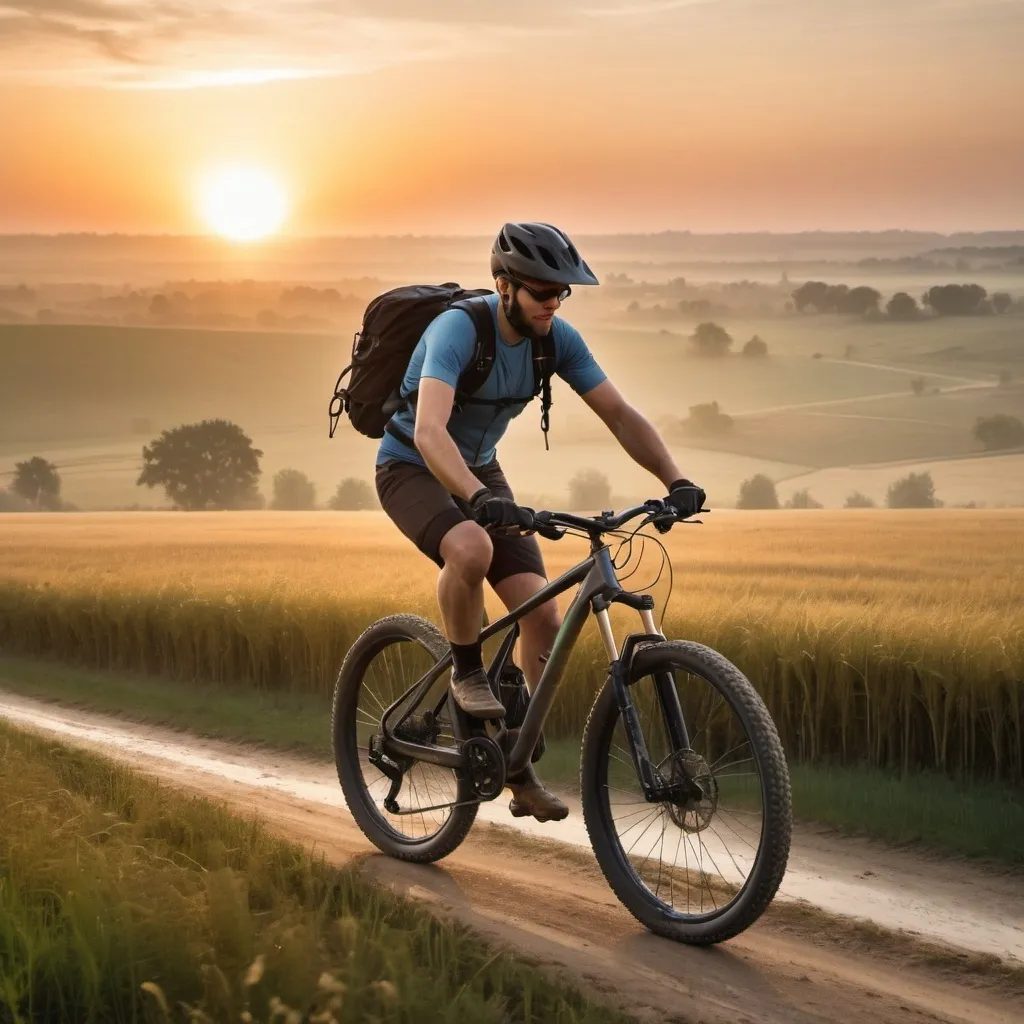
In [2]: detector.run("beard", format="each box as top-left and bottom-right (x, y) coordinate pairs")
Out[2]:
(502, 287), (549, 340)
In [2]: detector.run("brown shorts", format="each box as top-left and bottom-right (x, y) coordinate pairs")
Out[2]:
(375, 458), (546, 587)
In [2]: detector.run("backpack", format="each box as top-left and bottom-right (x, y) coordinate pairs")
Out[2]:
(328, 282), (556, 448)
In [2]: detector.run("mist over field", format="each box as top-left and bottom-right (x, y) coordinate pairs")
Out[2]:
(1, 231), (1022, 512)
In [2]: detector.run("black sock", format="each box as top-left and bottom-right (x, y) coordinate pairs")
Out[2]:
(450, 640), (484, 680)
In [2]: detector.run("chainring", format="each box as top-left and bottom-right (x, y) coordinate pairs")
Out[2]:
(463, 735), (506, 801)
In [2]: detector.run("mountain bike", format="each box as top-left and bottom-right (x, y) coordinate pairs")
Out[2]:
(331, 499), (792, 944)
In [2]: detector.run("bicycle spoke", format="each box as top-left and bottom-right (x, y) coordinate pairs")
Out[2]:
(602, 656), (769, 921)
(350, 636), (461, 842)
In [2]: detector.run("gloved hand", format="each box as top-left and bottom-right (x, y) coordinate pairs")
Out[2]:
(665, 478), (706, 519)
(470, 487), (536, 535)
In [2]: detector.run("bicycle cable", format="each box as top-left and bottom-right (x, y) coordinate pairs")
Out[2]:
(607, 521), (675, 632)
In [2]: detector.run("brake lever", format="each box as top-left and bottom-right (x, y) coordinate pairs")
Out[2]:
(529, 509), (566, 542)
(534, 524), (566, 541)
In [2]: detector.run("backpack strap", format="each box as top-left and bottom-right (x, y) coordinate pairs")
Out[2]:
(388, 298), (557, 451)
(450, 297), (497, 403)
(531, 332), (556, 450)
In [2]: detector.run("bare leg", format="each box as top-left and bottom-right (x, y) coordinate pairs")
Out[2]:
(491, 572), (568, 822)
(491, 572), (561, 688)
(437, 521), (493, 644)
(436, 521), (506, 718)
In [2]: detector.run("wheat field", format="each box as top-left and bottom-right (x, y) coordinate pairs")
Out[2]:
(1, 509), (1022, 781)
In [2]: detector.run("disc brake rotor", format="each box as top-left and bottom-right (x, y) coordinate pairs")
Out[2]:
(667, 750), (719, 833)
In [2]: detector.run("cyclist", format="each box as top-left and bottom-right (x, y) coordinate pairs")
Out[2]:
(375, 222), (705, 822)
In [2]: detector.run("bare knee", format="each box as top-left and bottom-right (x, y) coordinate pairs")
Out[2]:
(523, 597), (561, 649)
(439, 522), (493, 583)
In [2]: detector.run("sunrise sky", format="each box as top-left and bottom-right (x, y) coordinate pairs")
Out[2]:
(1, 1), (1022, 236)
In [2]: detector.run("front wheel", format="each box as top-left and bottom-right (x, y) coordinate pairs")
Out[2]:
(581, 640), (791, 944)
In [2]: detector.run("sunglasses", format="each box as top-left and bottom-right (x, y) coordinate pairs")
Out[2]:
(508, 276), (571, 303)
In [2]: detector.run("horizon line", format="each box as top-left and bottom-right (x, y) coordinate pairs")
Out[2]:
(2, 228), (1024, 242)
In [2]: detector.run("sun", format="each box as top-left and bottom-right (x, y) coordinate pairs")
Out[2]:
(199, 165), (289, 242)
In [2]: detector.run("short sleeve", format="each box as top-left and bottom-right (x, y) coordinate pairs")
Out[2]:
(553, 319), (607, 395)
(419, 308), (478, 389)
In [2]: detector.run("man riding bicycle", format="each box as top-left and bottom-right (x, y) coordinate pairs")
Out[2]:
(375, 222), (705, 822)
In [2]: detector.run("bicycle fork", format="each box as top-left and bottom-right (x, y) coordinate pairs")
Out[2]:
(597, 604), (700, 804)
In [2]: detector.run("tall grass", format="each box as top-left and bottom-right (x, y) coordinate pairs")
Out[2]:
(1, 510), (1022, 782)
(0, 720), (630, 1024)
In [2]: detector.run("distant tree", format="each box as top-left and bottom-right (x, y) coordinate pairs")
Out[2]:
(910, 377), (926, 397)
(137, 419), (263, 511)
(997, 369), (1013, 388)
(683, 401), (734, 436)
(328, 477), (376, 510)
(844, 343), (856, 360)
(923, 283), (988, 316)
(568, 468), (611, 510)
(736, 474), (779, 510)
(886, 292), (921, 320)
(992, 292), (1013, 315)
(844, 491), (877, 508)
(785, 488), (823, 509)
(792, 282), (877, 314)
(270, 468), (317, 510)
(689, 321), (733, 357)
(742, 335), (768, 358)
(886, 471), (938, 509)
(12, 456), (61, 509)
(626, 300), (640, 313)
(973, 414), (1024, 451)
(680, 298), (713, 317)
(792, 281), (832, 313)
(839, 286), (882, 316)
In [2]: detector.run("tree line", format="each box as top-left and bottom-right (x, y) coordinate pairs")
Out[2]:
(737, 472), (946, 510)
(0, 420), (377, 512)
(4, 414), (1021, 513)
(792, 281), (1015, 319)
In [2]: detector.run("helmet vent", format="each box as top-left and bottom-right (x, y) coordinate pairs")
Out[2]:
(509, 235), (534, 259)
(565, 243), (580, 265)
(536, 245), (559, 270)
(498, 230), (514, 254)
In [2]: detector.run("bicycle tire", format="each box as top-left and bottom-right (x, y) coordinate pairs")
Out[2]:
(332, 613), (478, 863)
(581, 639), (791, 944)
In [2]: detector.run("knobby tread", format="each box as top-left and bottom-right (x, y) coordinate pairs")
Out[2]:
(331, 614), (478, 863)
(580, 640), (792, 944)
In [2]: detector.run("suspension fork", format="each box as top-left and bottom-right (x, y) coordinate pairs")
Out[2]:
(595, 602), (693, 800)
(640, 608), (692, 753)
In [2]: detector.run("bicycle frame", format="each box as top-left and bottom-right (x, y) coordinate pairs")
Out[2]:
(378, 534), (688, 786)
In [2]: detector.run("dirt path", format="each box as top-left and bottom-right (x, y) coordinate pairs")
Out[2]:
(1, 690), (1021, 1024)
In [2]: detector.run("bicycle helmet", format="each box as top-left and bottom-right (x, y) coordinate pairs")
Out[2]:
(490, 222), (599, 286)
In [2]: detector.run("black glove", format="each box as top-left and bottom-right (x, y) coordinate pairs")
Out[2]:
(469, 487), (535, 535)
(666, 478), (706, 519)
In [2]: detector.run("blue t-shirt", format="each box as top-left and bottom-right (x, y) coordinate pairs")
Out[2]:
(376, 293), (606, 468)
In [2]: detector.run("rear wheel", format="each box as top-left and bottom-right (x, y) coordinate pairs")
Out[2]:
(331, 614), (478, 862)
(581, 640), (791, 943)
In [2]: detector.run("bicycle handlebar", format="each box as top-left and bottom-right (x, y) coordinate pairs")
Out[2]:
(530, 499), (707, 541)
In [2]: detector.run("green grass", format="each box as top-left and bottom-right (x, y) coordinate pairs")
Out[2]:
(0, 653), (334, 759)
(2, 655), (1021, 865)
(0, 716), (632, 1024)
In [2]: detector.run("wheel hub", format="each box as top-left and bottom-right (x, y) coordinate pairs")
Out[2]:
(667, 750), (719, 832)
